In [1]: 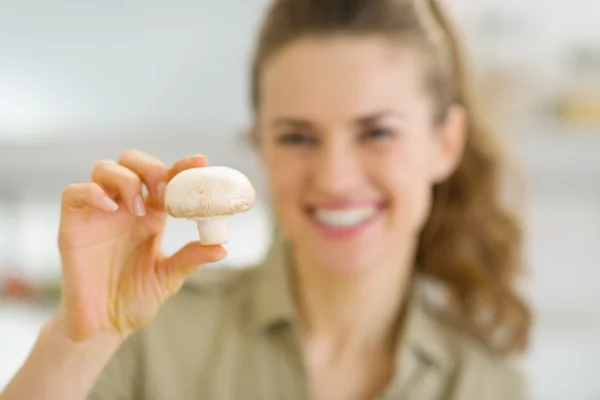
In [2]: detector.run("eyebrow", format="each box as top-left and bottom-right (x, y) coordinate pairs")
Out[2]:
(355, 111), (406, 125)
(270, 111), (406, 129)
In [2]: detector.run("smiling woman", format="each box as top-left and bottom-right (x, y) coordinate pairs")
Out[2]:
(0, 1), (531, 400)
(252, 0), (530, 352)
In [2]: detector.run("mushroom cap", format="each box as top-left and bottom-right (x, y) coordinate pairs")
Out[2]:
(164, 166), (256, 219)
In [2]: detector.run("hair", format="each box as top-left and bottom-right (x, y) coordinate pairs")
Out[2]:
(249, 0), (531, 354)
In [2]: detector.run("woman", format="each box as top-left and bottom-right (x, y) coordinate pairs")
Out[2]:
(1, 0), (532, 399)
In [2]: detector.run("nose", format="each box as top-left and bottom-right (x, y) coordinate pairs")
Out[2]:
(313, 139), (363, 195)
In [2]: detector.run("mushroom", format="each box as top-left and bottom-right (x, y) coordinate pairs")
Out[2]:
(164, 166), (256, 245)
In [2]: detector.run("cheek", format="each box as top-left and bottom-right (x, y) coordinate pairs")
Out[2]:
(379, 137), (437, 233)
(262, 149), (308, 220)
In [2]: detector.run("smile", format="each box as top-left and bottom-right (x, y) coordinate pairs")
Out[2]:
(307, 203), (383, 239)
(313, 207), (377, 228)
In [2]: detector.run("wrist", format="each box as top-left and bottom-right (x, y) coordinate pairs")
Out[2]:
(0, 315), (124, 400)
(43, 315), (123, 359)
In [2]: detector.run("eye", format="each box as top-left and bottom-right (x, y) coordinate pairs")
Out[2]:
(277, 132), (316, 146)
(361, 127), (396, 141)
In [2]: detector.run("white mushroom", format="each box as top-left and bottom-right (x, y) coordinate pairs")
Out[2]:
(164, 166), (256, 245)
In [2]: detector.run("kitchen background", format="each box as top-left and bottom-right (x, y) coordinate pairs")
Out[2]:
(0, 0), (599, 399)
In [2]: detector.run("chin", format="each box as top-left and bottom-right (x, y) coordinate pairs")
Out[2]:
(322, 260), (374, 275)
(309, 242), (383, 276)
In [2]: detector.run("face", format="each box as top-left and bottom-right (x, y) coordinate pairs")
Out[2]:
(257, 35), (465, 275)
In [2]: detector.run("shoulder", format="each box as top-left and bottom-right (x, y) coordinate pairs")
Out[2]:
(422, 304), (530, 399)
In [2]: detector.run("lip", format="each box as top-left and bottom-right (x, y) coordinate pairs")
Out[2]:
(307, 203), (383, 239)
(306, 200), (384, 211)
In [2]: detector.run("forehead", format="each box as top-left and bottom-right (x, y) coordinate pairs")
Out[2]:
(259, 35), (429, 120)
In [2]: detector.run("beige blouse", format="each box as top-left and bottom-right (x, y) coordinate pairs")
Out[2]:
(88, 240), (530, 400)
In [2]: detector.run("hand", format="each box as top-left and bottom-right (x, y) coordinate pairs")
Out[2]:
(56, 151), (226, 342)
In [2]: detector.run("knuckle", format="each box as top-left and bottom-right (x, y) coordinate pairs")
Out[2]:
(91, 159), (114, 176)
(151, 158), (166, 172)
(117, 149), (143, 164)
(61, 183), (79, 198)
(120, 150), (166, 179)
(61, 183), (93, 203)
(95, 159), (114, 168)
(82, 182), (98, 196)
(121, 172), (142, 190)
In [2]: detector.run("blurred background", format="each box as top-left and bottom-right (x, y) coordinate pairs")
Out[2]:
(0, 0), (599, 399)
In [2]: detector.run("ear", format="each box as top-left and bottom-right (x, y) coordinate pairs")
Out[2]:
(246, 125), (259, 147)
(431, 105), (467, 183)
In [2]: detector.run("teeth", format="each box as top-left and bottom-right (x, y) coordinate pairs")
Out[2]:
(314, 207), (376, 228)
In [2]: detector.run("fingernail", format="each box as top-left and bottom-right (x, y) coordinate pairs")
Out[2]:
(134, 195), (146, 216)
(156, 181), (166, 203)
(104, 196), (119, 211)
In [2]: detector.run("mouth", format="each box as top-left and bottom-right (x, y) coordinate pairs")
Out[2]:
(306, 202), (384, 237)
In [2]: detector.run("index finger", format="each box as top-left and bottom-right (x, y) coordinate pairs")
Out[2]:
(167, 155), (208, 182)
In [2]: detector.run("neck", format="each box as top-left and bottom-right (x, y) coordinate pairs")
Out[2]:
(293, 243), (415, 362)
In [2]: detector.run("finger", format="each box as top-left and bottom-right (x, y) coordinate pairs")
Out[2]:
(90, 160), (145, 216)
(62, 183), (120, 213)
(157, 242), (227, 277)
(166, 155), (208, 182)
(117, 150), (167, 204)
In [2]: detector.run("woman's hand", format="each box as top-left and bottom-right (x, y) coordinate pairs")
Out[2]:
(56, 151), (226, 343)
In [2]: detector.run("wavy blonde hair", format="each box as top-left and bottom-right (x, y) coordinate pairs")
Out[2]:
(250, 0), (531, 354)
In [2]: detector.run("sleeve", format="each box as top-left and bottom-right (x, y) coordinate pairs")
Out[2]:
(86, 332), (142, 400)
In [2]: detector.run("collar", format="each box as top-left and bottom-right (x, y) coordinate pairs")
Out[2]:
(400, 281), (455, 368)
(392, 282), (455, 389)
(378, 279), (456, 397)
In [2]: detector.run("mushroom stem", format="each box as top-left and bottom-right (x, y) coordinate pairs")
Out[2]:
(194, 217), (228, 245)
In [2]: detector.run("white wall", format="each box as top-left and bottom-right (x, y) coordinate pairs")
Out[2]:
(1, 0), (599, 139)
(524, 188), (600, 400)
(0, 0), (271, 137)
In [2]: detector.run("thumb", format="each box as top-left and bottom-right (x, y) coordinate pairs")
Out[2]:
(156, 242), (227, 289)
